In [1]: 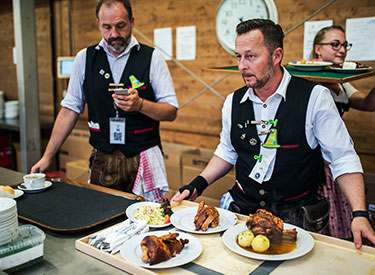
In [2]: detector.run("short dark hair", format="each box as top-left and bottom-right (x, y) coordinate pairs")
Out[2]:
(236, 19), (284, 53)
(96, 0), (133, 20)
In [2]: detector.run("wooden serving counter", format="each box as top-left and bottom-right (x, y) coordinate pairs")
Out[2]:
(75, 201), (375, 275)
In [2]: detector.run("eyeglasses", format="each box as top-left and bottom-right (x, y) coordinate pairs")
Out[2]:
(318, 41), (352, 51)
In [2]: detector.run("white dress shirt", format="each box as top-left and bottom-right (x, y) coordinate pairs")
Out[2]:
(61, 35), (178, 113)
(214, 67), (362, 182)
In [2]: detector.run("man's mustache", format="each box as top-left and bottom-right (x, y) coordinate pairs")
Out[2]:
(108, 37), (125, 44)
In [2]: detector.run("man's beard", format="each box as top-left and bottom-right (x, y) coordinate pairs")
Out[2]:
(106, 33), (131, 53)
(243, 56), (273, 89)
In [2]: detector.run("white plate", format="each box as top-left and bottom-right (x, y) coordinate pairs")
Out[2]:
(0, 188), (23, 199)
(0, 197), (16, 213)
(13, 189), (24, 199)
(17, 181), (52, 193)
(222, 223), (314, 261)
(170, 206), (238, 234)
(126, 202), (172, 228)
(288, 61), (332, 72)
(330, 66), (372, 74)
(119, 231), (202, 269)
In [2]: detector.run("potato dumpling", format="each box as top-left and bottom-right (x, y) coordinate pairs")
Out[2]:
(237, 230), (254, 247)
(252, 234), (270, 252)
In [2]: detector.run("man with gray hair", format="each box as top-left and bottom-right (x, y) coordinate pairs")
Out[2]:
(32, 0), (178, 201)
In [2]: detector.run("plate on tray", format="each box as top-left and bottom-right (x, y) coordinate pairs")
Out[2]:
(126, 202), (172, 228)
(329, 66), (372, 74)
(288, 61), (332, 72)
(170, 206), (237, 234)
(222, 222), (314, 261)
(119, 231), (202, 269)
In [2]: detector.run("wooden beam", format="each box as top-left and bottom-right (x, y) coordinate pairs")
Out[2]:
(13, 0), (41, 172)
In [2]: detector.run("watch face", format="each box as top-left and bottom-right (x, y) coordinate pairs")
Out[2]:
(216, 0), (278, 55)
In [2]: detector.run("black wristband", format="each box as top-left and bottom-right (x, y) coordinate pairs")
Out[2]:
(179, 176), (208, 198)
(351, 210), (371, 221)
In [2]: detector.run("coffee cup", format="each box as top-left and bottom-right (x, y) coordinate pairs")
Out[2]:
(23, 173), (46, 189)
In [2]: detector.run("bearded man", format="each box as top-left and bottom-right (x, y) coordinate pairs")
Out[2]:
(172, 19), (375, 249)
(32, 0), (178, 201)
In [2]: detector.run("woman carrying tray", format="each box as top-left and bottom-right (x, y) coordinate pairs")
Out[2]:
(311, 25), (375, 241)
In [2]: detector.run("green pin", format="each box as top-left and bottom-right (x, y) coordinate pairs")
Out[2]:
(254, 154), (262, 163)
(268, 119), (278, 127)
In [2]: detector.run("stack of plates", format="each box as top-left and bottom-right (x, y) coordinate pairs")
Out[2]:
(0, 198), (19, 246)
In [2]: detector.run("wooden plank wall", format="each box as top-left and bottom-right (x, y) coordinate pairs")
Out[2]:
(0, 0), (374, 172)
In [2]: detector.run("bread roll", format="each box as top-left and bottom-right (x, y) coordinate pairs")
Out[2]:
(0, 185), (15, 195)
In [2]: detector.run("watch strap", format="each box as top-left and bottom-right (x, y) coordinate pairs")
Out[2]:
(351, 210), (371, 221)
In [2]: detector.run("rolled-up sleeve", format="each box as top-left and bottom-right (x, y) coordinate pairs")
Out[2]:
(214, 93), (238, 165)
(306, 85), (363, 180)
(60, 49), (87, 114)
(149, 50), (178, 108)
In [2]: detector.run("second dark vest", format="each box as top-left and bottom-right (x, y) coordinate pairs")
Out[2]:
(230, 77), (322, 214)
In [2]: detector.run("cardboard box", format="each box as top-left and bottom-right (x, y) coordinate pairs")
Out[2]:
(59, 154), (81, 173)
(60, 127), (92, 160)
(66, 159), (90, 183)
(162, 142), (197, 191)
(182, 148), (236, 204)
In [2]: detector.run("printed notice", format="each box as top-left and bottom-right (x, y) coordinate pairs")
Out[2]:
(176, 26), (196, 60)
(154, 27), (173, 60)
(303, 20), (333, 60)
(346, 17), (375, 61)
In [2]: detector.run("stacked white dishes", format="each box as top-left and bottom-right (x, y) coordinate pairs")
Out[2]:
(0, 91), (4, 119)
(0, 198), (19, 246)
(4, 100), (19, 119)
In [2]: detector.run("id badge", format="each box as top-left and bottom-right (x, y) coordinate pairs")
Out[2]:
(109, 117), (126, 144)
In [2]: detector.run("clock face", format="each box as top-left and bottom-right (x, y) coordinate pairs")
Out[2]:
(216, 0), (278, 55)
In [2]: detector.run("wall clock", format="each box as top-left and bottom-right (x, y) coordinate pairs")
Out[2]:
(216, 0), (278, 55)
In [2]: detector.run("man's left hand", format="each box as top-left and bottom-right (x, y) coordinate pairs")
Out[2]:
(112, 88), (143, 112)
(351, 217), (375, 249)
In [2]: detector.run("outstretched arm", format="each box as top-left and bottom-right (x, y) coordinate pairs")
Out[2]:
(171, 155), (233, 202)
(349, 87), (375, 112)
(336, 173), (375, 249)
(31, 107), (79, 173)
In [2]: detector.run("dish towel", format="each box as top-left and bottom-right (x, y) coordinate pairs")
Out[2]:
(132, 145), (169, 202)
(88, 219), (149, 254)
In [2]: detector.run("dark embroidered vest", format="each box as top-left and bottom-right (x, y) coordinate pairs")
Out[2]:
(83, 43), (160, 157)
(230, 77), (322, 214)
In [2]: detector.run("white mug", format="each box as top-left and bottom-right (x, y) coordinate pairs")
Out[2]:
(23, 173), (46, 189)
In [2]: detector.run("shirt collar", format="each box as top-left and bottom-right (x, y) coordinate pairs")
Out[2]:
(239, 66), (291, 104)
(96, 35), (140, 58)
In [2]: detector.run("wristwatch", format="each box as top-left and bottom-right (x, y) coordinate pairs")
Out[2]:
(351, 210), (372, 221)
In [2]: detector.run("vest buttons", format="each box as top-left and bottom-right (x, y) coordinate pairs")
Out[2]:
(249, 138), (257, 146)
(262, 124), (266, 128)
(259, 189), (265, 195)
(263, 104), (267, 108)
(255, 173), (260, 179)
(259, 201), (266, 207)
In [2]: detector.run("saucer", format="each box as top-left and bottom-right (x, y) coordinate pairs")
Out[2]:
(18, 181), (52, 193)
(13, 189), (24, 199)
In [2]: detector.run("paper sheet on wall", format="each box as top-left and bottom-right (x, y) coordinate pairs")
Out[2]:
(154, 27), (172, 60)
(176, 26), (196, 60)
(303, 20), (333, 60)
(345, 17), (375, 61)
